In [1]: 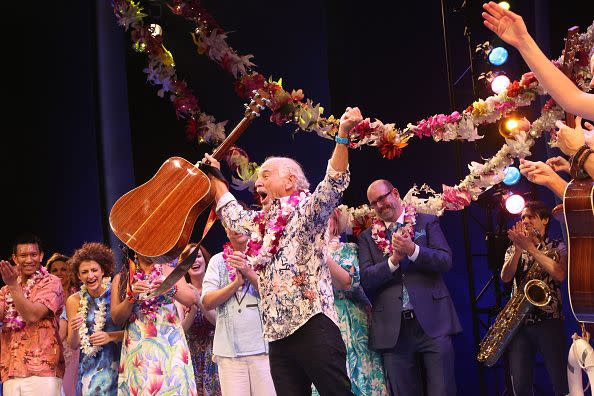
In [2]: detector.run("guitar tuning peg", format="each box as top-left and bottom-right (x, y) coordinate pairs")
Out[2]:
(262, 98), (271, 105)
(256, 104), (265, 110)
(251, 111), (261, 117)
(244, 103), (251, 110)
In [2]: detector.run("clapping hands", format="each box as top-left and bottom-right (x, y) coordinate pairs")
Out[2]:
(390, 231), (415, 264)
(507, 221), (534, 251)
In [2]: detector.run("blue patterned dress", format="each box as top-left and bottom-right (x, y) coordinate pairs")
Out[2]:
(314, 242), (388, 396)
(77, 283), (120, 396)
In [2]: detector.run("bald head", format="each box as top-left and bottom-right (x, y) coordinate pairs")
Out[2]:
(367, 179), (394, 197)
(367, 179), (402, 222)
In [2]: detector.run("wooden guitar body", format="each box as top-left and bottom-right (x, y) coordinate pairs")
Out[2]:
(109, 89), (269, 264)
(563, 177), (594, 323)
(109, 157), (213, 262)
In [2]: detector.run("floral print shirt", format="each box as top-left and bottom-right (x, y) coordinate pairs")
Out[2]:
(0, 274), (65, 381)
(217, 161), (350, 341)
(504, 237), (567, 324)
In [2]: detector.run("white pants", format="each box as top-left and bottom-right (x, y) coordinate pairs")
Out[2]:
(216, 354), (276, 396)
(3, 376), (62, 396)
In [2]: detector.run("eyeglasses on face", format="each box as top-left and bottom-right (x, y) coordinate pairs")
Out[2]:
(370, 188), (395, 207)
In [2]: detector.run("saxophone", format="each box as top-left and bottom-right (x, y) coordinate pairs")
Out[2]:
(477, 225), (560, 367)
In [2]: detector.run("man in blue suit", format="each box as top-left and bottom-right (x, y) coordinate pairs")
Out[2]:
(358, 179), (462, 396)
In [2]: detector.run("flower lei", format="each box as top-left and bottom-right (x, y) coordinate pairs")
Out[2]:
(77, 277), (111, 357)
(132, 264), (166, 322)
(370, 205), (417, 256)
(3, 267), (49, 331)
(222, 242), (242, 282)
(246, 190), (310, 271)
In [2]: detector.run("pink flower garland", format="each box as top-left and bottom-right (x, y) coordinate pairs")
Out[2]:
(132, 264), (165, 322)
(3, 266), (49, 331)
(246, 190), (310, 271)
(222, 242), (240, 282)
(370, 205), (416, 256)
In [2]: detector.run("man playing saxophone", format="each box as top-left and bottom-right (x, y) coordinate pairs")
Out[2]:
(500, 200), (568, 396)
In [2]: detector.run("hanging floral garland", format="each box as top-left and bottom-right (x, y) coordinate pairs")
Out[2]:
(112, 0), (259, 191)
(112, 1), (592, 216)
(165, 0), (593, 159)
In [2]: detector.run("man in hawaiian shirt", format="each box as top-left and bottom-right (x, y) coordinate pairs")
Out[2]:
(0, 233), (64, 395)
(202, 106), (362, 395)
(500, 200), (568, 396)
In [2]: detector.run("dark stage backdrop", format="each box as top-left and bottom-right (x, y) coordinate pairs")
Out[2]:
(2, 1), (592, 394)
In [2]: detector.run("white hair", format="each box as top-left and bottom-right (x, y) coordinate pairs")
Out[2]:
(262, 156), (310, 190)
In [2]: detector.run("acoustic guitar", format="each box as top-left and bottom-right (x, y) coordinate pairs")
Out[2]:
(109, 90), (269, 263)
(559, 27), (594, 323)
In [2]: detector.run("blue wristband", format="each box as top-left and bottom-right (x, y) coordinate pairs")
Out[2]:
(335, 135), (349, 145)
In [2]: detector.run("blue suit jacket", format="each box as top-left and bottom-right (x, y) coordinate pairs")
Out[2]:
(358, 213), (462, 350)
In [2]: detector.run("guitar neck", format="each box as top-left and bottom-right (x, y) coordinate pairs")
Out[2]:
(210, 116), (253, 161)
(561, 26), (580, 129)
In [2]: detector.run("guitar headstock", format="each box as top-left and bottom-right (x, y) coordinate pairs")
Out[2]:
(561, 26), (580, 128)
(244, 89), (271, 120)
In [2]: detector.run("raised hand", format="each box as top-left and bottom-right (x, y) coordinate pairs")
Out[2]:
(482, 2), (530, 48)
(507, 222), (533, 251)
(519, 159), (558, 186)
(0, 260), (18, 287)
(339, 106), (363, 136)
(556, 116), (586, 156)
(546, 156), (570, 174)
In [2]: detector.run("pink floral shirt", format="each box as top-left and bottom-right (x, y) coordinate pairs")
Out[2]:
(217, 161), (350, 341)
(0, 274), (65, 381)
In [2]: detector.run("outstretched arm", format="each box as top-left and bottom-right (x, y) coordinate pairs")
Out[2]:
(482, 2), (594, 120)
(519, 159), (568, 198)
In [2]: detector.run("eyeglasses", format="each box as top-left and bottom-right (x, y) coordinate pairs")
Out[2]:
(370, 189), (394, 207)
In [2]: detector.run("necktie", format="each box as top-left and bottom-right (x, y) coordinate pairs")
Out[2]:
(388, 222), (412, 310)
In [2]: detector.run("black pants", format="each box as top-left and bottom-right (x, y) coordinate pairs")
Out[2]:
(268, 313), (354, 396)
(508, 319), (569, 396)
(382, 314), (456, 396)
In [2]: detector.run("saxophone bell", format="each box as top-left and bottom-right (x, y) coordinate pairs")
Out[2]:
(524, 279), (552, 307)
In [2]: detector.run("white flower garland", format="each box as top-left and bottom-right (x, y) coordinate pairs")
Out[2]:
(77, 277), (110, 357)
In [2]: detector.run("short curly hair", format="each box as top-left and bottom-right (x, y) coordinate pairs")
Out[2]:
(69, 242), (115, 278)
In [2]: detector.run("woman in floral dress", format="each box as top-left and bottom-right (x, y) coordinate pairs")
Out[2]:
(111, 249), (198, 396)
(65, 243), (123, 396)
(176, 245), (221, 396)
(314, 208), (388, 396)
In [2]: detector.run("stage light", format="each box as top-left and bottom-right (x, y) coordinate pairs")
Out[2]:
(499, 116), (525, 138)
(505, 119), (518, 131)
(503, 166), (521, 186)
(491, 74), (511, 94)
(498, 2), (511, 10)
(505, 193), (525, 214)
(489, 47), (509, 66)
